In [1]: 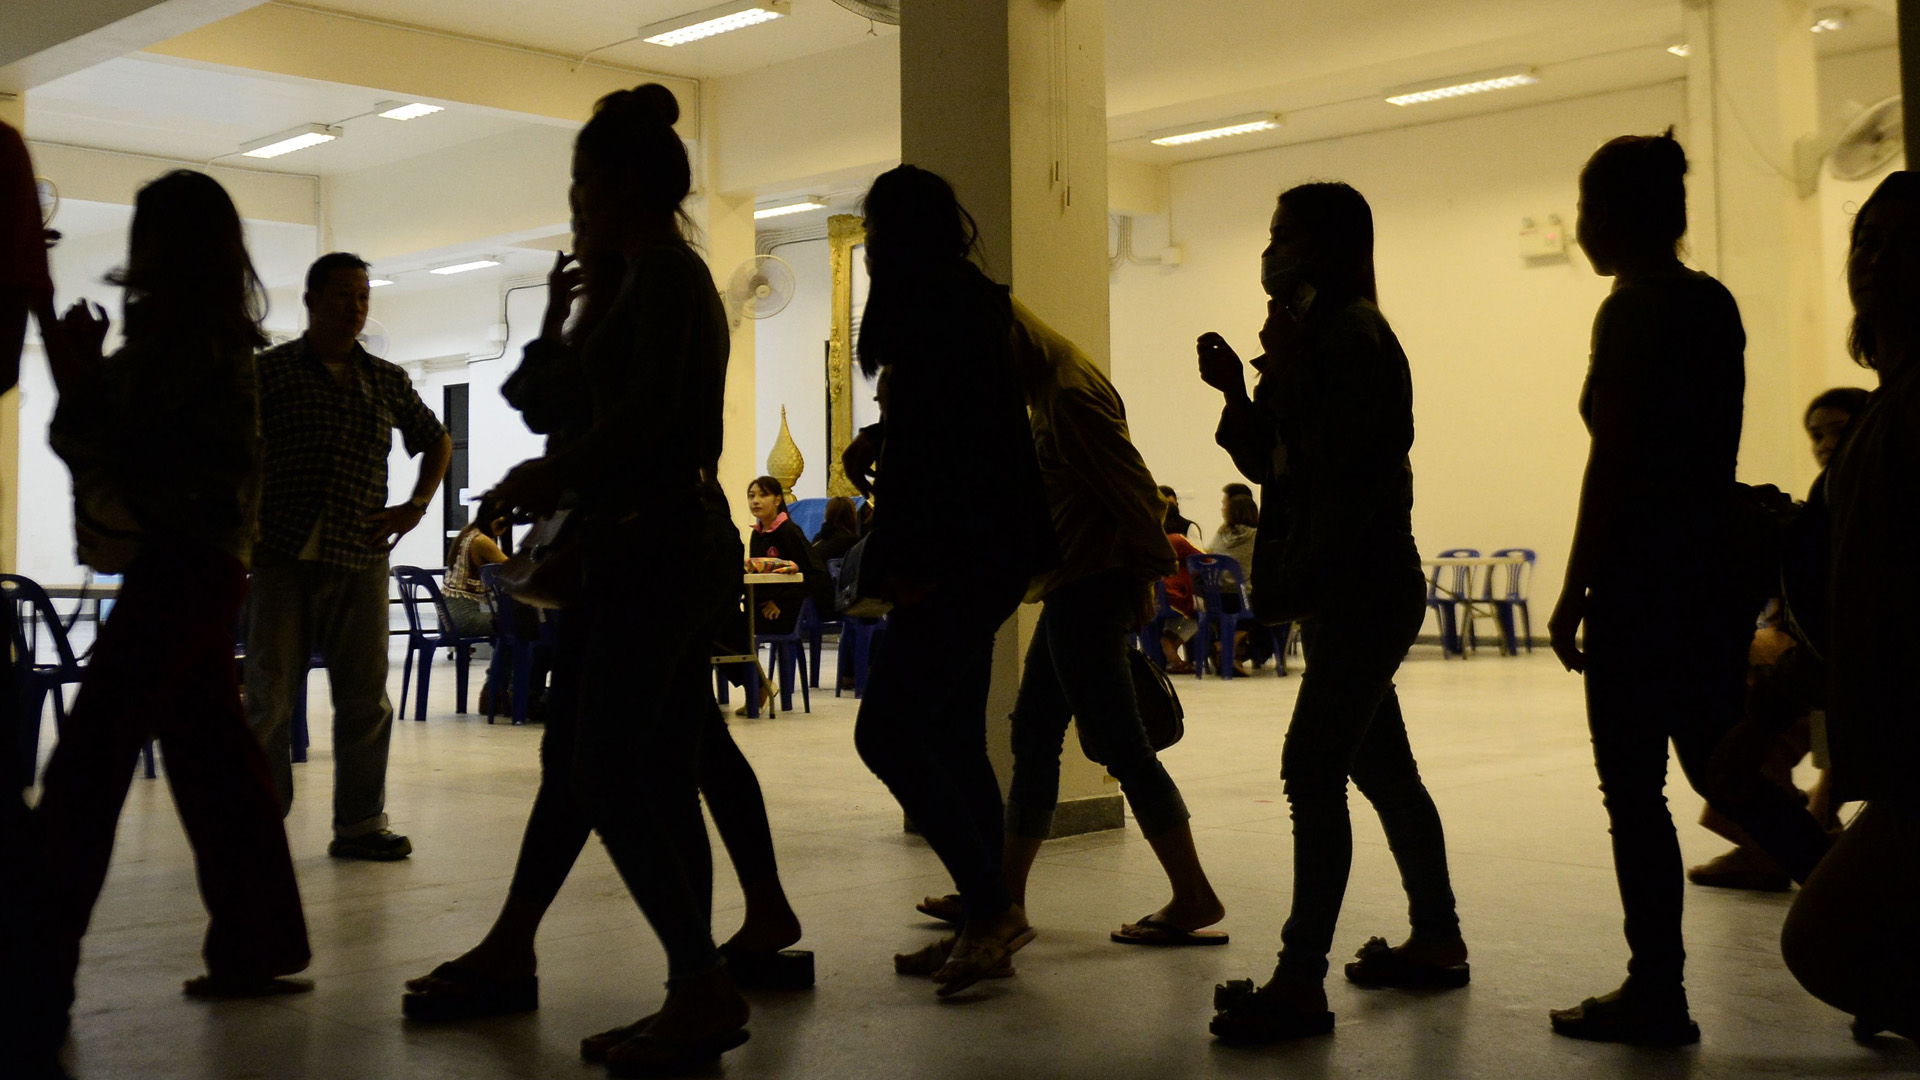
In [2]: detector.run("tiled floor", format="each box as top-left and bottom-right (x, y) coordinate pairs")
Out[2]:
(43, 641), (1917, 1079)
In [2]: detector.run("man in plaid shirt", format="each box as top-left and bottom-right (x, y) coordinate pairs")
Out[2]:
(246, 252), (450, 861)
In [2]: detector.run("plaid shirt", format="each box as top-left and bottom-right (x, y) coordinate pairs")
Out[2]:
(255, 337), (447, 569)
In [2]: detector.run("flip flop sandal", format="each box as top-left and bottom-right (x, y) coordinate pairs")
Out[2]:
(1549, 993), (1699, 1046)
(895, 937), (1015, 979)
(603, 1026), (749, 1077)
(400, 961), (539, 1021)
(581, 1014), (657, 1063)
(1111, 915), (1229, 947)
(1208, 987), (1335, 1044)
(1214, 978), (1256, 1012)
(934, 926), (1037, 998)
(915, 894), (964, 924)
(1342, 936), (1469, 989)
(719, 943), (815, 991)
(182, 974), (313, 999)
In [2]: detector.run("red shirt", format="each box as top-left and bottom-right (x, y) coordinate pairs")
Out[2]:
(1163, 533), (1202, 617)
(0, 121), (51, 302)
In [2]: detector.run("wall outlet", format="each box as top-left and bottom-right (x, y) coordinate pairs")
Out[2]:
(1519, 214), (1569, 260)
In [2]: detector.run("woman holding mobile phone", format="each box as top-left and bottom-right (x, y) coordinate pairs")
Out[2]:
(1198, 182), (1466, 1044)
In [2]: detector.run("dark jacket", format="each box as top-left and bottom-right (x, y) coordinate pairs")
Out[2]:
(1215, 298), (1418, 621)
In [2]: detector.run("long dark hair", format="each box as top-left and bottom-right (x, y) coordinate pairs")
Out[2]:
(856, 164), (995, 379)
(1580, 129), (1689, 264)
(1846, 170), (1919, 370)
(1223, 493), (1259, 529)
(110, 170), (266, 350)
(575, 83), (694, 241)
(1276, 181), (1378, 307)
(822, 495), (858, 536)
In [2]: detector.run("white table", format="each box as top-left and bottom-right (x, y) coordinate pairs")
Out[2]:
(713, 572), (804, 718)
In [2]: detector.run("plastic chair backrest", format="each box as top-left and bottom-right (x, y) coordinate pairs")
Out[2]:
(480, 565), (522, 648)
(1430, 548), (1480, 600)
(1489, 547), (1536, 602)
(1185, 553), (1244, 616)
(1, 574), (83, 675)
(392, 566), (447, 638)
(1152, 578), (1177, 620)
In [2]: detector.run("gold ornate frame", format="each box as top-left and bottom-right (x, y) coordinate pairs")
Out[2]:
(825, 213), (866, 497)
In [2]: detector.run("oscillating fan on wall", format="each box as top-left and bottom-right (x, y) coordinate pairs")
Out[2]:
(828, 0), (899, 24)
(1829, 95), (1903, 182)
(723, 254), (795, 331)
(357, 316), (391, 358)
(35, 177), (57, 227)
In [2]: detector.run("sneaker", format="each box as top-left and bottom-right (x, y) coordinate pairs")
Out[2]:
(329, 829), (412, 861)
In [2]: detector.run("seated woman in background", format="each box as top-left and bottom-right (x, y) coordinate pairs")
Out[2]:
(442, 509), (510, 637)
(1160, 484), (1201, 541)
(718, 475), (821, 712)
(1782, 169), (1920, 1046)
(811, 495), (861, 565)
(1206, 492), (1261, 676)
(1160, 530), (1204, 674)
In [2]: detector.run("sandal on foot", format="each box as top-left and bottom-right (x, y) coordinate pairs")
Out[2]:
(1343, 937), (1469, 989)
(1111, 915), (1229, 947)
(400, 961), (538, 1021)
(718, 943), (815, 991)
(915, 894), (964, 925)
(182, 974), (313, 999)
(581, 1015), (656, 1063)
(933, 926), (1037, 998)
(1209, 986), (1335, 1044)
(1550, 987), (1698, 1045)
(603, 1026), (749, 1077)
(895, 937), (1014, 979)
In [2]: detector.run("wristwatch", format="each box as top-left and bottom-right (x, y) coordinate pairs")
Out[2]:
(406, 495), (431, 513)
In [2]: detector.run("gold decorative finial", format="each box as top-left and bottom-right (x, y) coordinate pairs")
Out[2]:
(767, 405), (804, 501)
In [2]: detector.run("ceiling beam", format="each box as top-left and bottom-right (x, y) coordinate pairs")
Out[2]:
(142, 2), (699, 131)
(0, 0), (264, 93)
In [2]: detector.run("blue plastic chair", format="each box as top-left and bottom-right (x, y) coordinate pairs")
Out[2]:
(1426, 548), (1480, 657)
(5, 574), (97, 785)
(797, 595), (837, 689)
(1186, 554), (1288, 679)
(1485, 548), (1536, 655)
(480, 565), (551, 726)
(393, 565), (492, 722)
(1139, 578), (1180, 671)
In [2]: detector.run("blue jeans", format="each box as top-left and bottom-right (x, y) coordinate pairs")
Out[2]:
(1007, 569), (1189, 839)
(1278, 570), (1460, 982)
(855, 577), (1026, 923)
(244, 551), (395, 838)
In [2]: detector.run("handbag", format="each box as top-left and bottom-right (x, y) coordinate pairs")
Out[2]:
(494, 505), (580, 610)
(835, 534), (894, 619)
(1128, 644), (1185, 752)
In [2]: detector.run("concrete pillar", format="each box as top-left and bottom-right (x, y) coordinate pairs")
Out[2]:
(900, 0), (1122, 835)
(1902, 0), (1920, 156)
(1, 90), (24, 573)
(702, 189), (759, 528)
(1685, 0), (1827, 494)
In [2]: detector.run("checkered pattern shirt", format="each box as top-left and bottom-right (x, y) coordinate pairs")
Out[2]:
(255, 337), (447, 569)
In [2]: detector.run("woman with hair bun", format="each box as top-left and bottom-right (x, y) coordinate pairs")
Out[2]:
(1546, 131), (1833, 1045)
(406, 84), (785, 1074)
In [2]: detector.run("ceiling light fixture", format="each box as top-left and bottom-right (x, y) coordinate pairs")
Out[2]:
(1810, 6), (1849, 32)
(376, 101), (444, 121)
(642, 1), (790, 47)
(1666, 42), (1692, 58)
(429, 259), (500, 276)
(240, 123), (341, 159)
(368, 278), (395, 288)
(754, 198), (826, 220)
(1148, 112), (1283, 147)
(1384, 66), (1538, 107)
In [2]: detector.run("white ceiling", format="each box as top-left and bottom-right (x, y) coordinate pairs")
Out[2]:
(300, 0), (897, 80)
(25, 53), (531, 175)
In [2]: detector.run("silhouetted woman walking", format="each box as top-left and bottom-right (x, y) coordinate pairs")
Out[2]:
(477, 85), (772, 1074)
(35, 170), (310, 1048)
(844, 165), (1058, 996)
(1200, 181), (1465, 1044)
(1548, 131), (1832, 1045)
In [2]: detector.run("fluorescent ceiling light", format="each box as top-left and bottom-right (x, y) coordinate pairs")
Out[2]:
(376, 101), (443, 121)
(643, 1), (789, 47)
(1810, 7), (1849, 32)
(368, 278), (395, 288)
(1666, 42), (1692, 58)
(1148, 113), (1282, 147)
(1385, 67), (1538, 107)
(241, 124), (340, 159)
(754, 198), (826, 220)
(429, 260), (499, 276)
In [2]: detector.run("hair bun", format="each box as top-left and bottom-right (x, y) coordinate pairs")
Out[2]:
(1651, 126), (1689, 178)
(630, 83), (681, 127)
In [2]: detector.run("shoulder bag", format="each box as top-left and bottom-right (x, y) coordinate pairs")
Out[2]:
(1127, 644), (1185, 752)
(494, 505), (580, 610)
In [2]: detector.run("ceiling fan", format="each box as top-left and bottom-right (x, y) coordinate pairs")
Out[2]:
(828, 0), (898, 25)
